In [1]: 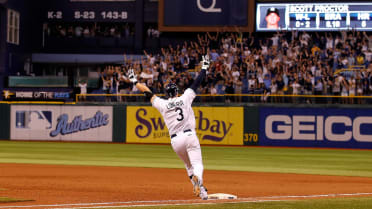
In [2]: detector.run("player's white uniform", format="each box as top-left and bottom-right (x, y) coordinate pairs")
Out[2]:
(152, 88), (204, 185)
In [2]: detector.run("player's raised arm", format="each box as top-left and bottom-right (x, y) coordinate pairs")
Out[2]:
(127, 69), (156, 103)
(190, 55), (210, 93)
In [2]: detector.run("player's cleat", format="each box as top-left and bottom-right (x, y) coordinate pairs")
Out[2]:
(192, 175), (200, 197)
(200, 186), (208, 200)
(192, 175), (208, 200)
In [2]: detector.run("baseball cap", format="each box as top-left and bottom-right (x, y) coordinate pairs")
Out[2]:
(266, 7), (279, 17)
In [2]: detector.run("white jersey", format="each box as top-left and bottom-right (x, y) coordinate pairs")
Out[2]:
(152, 88), (196, 136)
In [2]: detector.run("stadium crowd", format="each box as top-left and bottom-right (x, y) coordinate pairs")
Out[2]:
(45, 22), (135, 39)
(45, 22), (160, 39)
(98, 29), (372, 104)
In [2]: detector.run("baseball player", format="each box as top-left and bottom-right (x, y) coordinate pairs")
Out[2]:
(127, 56), (210, 200)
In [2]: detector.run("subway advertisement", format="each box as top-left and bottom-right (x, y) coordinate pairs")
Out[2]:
(126, 106), (244, 145)
(260, 107), (372, 149)
(10, 105), (112, 141)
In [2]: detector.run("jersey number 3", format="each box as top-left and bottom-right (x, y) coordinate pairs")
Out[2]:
(175, 108), (184, 121)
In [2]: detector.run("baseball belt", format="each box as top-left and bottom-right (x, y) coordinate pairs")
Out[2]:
(170, 129), (192, 139)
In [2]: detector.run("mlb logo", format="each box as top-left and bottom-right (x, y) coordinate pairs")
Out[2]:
(16, 111), (52, 130)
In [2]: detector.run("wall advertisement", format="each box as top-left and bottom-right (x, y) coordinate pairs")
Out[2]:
(126, 106), (244, 145)
(10, 105), (112, 141)
(260, 107), (372, 149)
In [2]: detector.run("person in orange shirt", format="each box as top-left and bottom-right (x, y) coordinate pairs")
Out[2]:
(311, 45), (321, 56)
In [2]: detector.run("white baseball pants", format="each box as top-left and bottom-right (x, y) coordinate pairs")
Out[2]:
(170, 130), (204, 185)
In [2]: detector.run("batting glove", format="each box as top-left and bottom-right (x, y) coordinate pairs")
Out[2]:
(128, 69), (138, 84)
(201, 55), (210, 70)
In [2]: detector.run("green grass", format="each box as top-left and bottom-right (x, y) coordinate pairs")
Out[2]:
(0, 141), (372, 177)
(84, 197), (372, 209)
(0, 197), (32, 203)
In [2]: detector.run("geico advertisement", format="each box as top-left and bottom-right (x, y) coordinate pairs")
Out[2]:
(11, 105), (112, 141)
(126, 106), (243, 145)
(260, 107), (372, 148)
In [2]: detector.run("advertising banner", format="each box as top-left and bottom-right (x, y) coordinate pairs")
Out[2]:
(260, 107), (372, 149)
(10, 105), (112, 141)
(126, 106), (243, 145)
(3, 90), (70, 101)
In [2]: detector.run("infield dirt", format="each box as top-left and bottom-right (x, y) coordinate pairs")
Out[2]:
(1, 163), (372, 208)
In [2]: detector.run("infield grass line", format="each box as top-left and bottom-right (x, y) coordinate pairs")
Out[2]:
(0, 197), (33, 203)
(1, 192), (372, 209)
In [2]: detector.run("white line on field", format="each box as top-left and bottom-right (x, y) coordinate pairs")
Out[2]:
(1, 192), (372, 209)
(48, 199), (283, 209)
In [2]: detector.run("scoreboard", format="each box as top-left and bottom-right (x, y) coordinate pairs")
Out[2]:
(256, 3), (372, 31)
(44, 0), (136, 22)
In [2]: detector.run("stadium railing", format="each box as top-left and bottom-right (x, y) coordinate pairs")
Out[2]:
(334, 65), (367, 77)
(75, 93), (372, 105)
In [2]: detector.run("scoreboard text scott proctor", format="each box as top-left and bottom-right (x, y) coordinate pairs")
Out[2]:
(256, 2), (372, 31)
(288, 4), (348, 13)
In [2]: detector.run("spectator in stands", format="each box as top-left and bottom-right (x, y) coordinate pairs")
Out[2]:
(234, 77), (243, 103)
(147, 26), (160, 38)
(123, 23), (131, 38)
(117, 68), (131, 102)
(101, 68), (112, 102)
(302, 72), (313, 103)
(140, 67), (154, 85)
(83, 26), (91, 38)
(78, 80), (87, 101)
(276, 74), (285, 102)
(59, 25), (66, 37)
(75, 25), (83, 38)
(207, 32), (219, 50)
(225, 81), (234, 103)
(332, 74), (341, 103)
(348, 76), (356, 104)
(270, 77), (277, 103)
(314, 78), (323, 103)
(67, 26), (74, 38)
(210, 49), (219, 62)
(355, 79), (363, 104)
(341, 78), (349, 104)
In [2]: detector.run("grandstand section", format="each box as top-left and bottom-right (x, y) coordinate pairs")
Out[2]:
(0, 0), (372, 104)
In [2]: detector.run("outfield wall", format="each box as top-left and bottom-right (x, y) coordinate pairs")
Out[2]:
(1, 104), (372, 149)
(0, 104), (10, 140)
